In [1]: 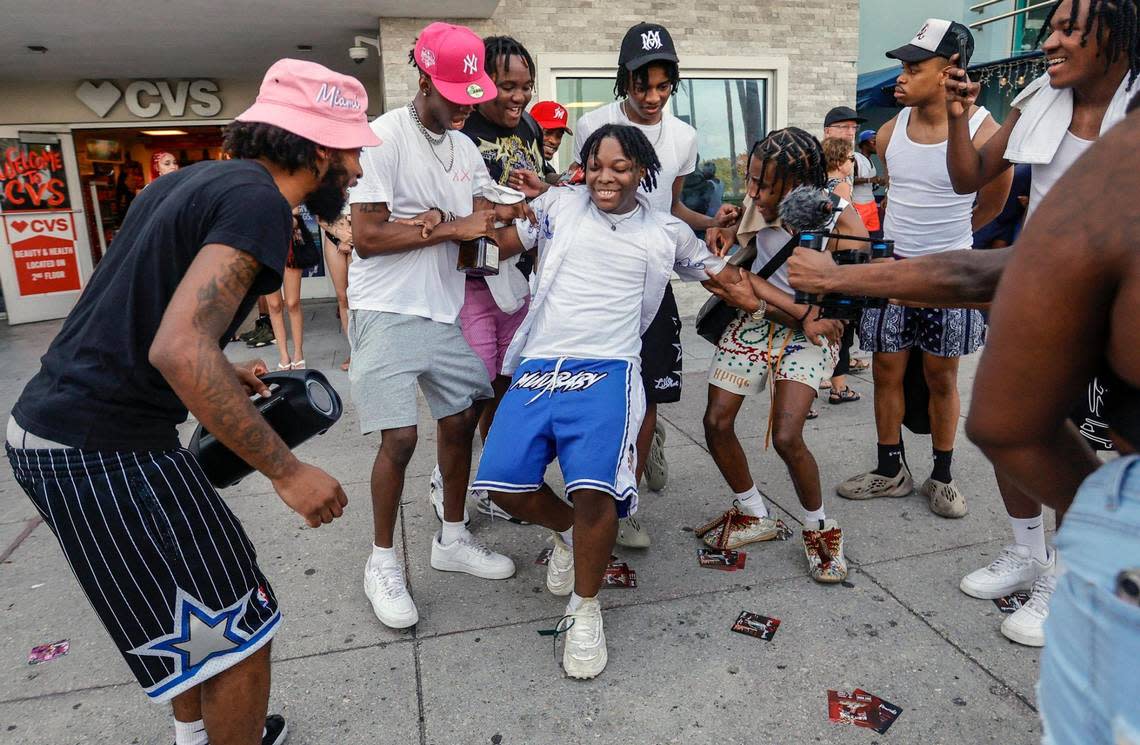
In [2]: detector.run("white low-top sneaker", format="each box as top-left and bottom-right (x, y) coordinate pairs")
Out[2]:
(428, 466), (470, 526)
(430, 530), (515, 580)
(546, 533), (574, 596)
(1001, 572), (1057, 647)
(563, 597), (607, 679)
(471, 488), (528, 524)
(364, 558), (418, 629)
(960, 545), (1053, 600)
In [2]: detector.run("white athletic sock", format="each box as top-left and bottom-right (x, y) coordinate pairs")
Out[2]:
(735, 486), (768, 518)
(566, 592), (586, 614)
(1010, 515), (1048, 563)
(559, 528), (574, 548)
(370, 544), (398, 570)
(440, 520), (467, 546)
(174, 719), (208, 745)
(804, 506), (827, 527)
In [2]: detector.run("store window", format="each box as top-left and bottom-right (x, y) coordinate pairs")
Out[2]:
(543, 56), (784, 208)
(1012, 0), (1054, 53)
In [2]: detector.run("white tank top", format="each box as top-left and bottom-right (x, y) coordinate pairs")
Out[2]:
(883, 106), (989, 257)
(1027, 130), (1094, 219)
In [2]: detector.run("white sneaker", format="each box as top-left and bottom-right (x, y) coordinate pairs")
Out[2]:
(430, 530), (515, 579)
(363, 557), (418, 629)
(616, 516), (651, 548)
(960, 545), (1053, 600)
(1001, 572), (1057, 647)
(471, 488), (528, 524)
(546, 533), (574, 596)
(562, 597), (607, 679)
(428, 466), (470, 526)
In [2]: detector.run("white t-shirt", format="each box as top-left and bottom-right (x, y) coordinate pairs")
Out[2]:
(852, 151), (876, 205)
(347, 106), (492, 324)
(1027, 130), (1093, 219)
(572, 101), (698, 214)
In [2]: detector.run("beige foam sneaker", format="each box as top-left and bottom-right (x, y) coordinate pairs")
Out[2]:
(645, 420), (668, 492)
(802, 519), (848, 584)
(695, 503), (781, 549)
(1001, 572), (1056, 647)
(616, 516), (651, 548)
(837, 464), (914, 500)
(364, 558), (418, 629)
(430, 530), (516, 580)
(562, 597), (607, 679)
(921, 477), (968, 518)
(546, 533), (574, 596)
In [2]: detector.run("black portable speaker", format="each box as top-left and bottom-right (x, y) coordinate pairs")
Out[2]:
(189, 369), (343, 488)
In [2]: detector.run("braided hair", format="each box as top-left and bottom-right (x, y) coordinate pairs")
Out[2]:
(746, 127), (828, 194)
(1037, 0), (1140, 85)
(614, 59), (681, 99)
(579, 123), (662, 192)
(484, 35), (536, 81)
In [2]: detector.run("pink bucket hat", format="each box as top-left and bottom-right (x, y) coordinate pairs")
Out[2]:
(413, 22), (496, 106)
(236, 59), (381, 149)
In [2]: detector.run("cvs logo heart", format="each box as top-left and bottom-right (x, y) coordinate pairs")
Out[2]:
(10, 220), (29, 233)
(75, 80), (122, 118)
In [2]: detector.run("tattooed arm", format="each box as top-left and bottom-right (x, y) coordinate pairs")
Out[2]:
(150, 244), (347, 527)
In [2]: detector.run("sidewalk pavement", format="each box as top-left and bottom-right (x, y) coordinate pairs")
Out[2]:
(0, 286), (1045, 744)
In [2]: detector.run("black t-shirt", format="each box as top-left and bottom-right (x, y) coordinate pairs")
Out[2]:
(461, 109), (544, 184)
(13, 159), (292, 450)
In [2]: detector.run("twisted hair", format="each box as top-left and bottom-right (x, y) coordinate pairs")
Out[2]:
(222, 121), (320, 174)
(579, 123), (662, 192)
(747, 127), (827, 193)
(484, 35), (536, 81)
(614, 59), (681, 99)
(1037, 0), (1139, 85)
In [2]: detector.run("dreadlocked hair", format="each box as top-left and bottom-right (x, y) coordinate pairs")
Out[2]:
(579, 123), (662, 192)
(222, 121), (321, 175)
(747, 127), (827, 194)
(614, 59), (681, 99)
(484, 35), (536, 81)
(1037, 0), (1139, 85)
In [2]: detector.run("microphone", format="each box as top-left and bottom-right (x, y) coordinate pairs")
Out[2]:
(778, 185), (836, 233)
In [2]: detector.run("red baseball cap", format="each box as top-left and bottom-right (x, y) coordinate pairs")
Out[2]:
(530, 100), (573, 134)
(413, 22), (496, 106)
(235, 59), (380, 149)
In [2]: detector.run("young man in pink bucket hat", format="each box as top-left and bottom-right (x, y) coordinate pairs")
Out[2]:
(6, 58), (376, 745)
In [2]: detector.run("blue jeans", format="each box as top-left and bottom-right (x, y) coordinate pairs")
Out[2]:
(1039, 455), (1140, 745)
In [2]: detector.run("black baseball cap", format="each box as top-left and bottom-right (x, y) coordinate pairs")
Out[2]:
(619, 22), (679, 71)
(886, 18), (975, 65)
(824, 106), (866, 127)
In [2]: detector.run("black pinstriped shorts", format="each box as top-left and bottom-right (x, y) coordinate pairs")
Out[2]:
(5, 444), (280, 703)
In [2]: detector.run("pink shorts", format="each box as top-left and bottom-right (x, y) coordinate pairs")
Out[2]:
(459, 276), (529, 381)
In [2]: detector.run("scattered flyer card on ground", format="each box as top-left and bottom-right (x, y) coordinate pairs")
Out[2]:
(828, 689), (881, 731)
(602, 562), (637, 588)
(993, 591), (1031, 614)
(28, 639), (70, 665)
(698, 549), (747, 571)
(534, 548), (553, 565)
(774, 519), (794, 541)
(853, 689), (903, 734)
(731, 611), (780, 640)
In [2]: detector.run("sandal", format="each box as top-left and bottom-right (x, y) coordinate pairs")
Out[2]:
(849, 358), (871, 372)
(290, 359), (306, 370)
(829, 386), (861, 405)
(806, 406), (820, 420)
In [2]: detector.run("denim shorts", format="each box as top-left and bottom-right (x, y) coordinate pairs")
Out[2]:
(1039, 455), (1140, 745)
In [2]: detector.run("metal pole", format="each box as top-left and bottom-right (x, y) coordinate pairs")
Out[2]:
(969, 0), (1008, 12)
(969, 0), (1058, 29)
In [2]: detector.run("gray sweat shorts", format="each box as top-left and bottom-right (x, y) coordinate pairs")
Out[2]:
(348, 310), (493, 433)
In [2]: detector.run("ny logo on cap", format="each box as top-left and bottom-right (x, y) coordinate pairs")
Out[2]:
(641, 30), (663, 51)
(463, 53), (478, 75)
(420, 49), (436, 68)
(554, 107), (565, 119)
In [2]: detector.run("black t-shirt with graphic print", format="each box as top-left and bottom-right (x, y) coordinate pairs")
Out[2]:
(13, 159), (292, 450)
(461, 109), (544, 184)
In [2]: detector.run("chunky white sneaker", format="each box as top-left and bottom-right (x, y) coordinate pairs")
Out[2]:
(562, 597), (607, 679)
(960, 545), (1053, 600)
(837, 464), (914, 500)
(546, 533), (574, 596)
(363, 558), (418, 629)
(430, 530), (515, 579)
(616, 516), (651, 548)
(470, 488), (528, 524)
(802, 518), (848, 584)
(645, 420), (668, 492)
(428, 466), (470, 526)
(1001, 572), (1056, 647)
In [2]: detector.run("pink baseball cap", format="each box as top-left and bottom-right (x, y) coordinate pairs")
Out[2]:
(235, 59), (381, 149)
(413, 22), (496, 106)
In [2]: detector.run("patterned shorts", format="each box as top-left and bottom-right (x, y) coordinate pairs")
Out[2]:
(707, 314), (837, 396)
(859, 303), (986, 358)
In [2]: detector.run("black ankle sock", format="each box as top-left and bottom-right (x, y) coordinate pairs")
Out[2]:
(932, 448), (953, 483)
(257, 313), (270, 324)
(873, 442), (904, 477)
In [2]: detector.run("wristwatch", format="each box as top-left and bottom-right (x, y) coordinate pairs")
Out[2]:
(748, 299), (767, 322)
